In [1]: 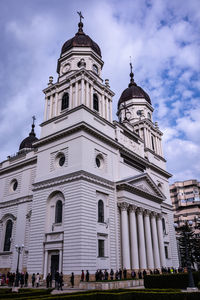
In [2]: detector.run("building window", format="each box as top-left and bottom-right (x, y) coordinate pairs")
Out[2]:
(93, 64), (98, 74)
(55, 200), (62, 223)
(98, 239), (104, 257)
(4, 220), (13, 251)
(164, 245), (168, 259)
(61, 93), (69, 110)
(148, 112), (151, 120)
(93, 94), (99, 111)
(151, 135), (155, 151)
(162, 218), (166, 234)
(98, 200), (104, 223)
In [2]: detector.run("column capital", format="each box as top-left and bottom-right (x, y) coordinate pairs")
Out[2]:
(129, 205), (137, 213)
(137, 207), (145, 215)
(156, 213), (162, 220)
(118, 202), (129, 211)
(144, 209), (151, 217)
(150, 211), (157, 218)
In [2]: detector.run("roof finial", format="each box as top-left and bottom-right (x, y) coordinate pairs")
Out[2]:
(77, 11), (84, 33)
(30, 116), (36, 137)
(129, 56), (135, 87)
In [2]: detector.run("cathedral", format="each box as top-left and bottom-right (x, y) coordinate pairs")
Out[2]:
(0, 17), (179, 281)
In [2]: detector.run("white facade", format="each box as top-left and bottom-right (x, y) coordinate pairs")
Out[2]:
(0, 21), (179, 278)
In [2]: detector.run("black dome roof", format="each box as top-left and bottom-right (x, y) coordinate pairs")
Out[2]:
(19, 124), (38, 150)
(61, 22), (101, 57)
(118, 68), (151, 109)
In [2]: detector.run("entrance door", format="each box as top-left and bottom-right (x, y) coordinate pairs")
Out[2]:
(51, 254), (59, 279)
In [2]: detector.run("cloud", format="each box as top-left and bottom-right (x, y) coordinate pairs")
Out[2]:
(0, 0), (200, 184)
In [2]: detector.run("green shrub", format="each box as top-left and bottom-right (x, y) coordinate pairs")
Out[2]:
(144, 272), (200, 289)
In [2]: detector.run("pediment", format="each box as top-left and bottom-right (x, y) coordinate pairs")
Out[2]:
(116, 173), (166, 202)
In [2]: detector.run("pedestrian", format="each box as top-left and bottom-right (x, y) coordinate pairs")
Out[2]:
(110, 269), (114, 280)
(131, 270), (136, 279)
(55, 270), (59, 290)
(20, 273), (24, 288)
(119, 269), (122, 280)
(36, 273), (40, 287)
(25, 272), (28, 287)
(115, 270), (119, 280)
(143, 269), (147, 278)
(59, 272), (63, 290)
(81, 270), (84, 281)
(49, 273), (52, 287)
(46, 273), (50, 288)
(32, 273), (35, 287)
(86, 270), (89, 282)
(123, 268), (127, 279)
(70, 272), (74, 288)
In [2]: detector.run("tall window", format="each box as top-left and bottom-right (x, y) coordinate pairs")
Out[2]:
(61, 93), (69, 110)
(98, 200), (104, 223)
(98, 240), (104, 257)
(164, 245), (169, 259)
(55, 200), (62, 223)
(162, 217), (166, 234)
(93, 94), (99, 111)
(151, 135), (155, 151)
(4, 220), (13, 251)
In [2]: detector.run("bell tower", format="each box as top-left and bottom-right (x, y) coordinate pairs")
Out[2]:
(41, 13), (114, 137)
(117, 63), (164, 159)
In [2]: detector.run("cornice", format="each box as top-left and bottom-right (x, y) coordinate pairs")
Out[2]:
(144, 147), (166, 162)
(33, 170), (114, 191)
(0, 195), (32, 208)
(0, 157), (37, 175)
(117, 182), (163, 203)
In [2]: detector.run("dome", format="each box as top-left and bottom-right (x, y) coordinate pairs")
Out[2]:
(19, 123), (38, 151)
(61, 22), (101, 57)
(118, 68), (151, 109)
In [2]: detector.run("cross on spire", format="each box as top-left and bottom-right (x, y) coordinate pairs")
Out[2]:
(32, 115), (36, 125)
(77, 11), (84, 23)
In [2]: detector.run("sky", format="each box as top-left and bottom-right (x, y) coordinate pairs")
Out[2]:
(0, 0), (199, 183)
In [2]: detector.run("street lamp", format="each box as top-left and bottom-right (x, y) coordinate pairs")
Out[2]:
(174, 221), (197, 290)
(15, 244), (24, 287)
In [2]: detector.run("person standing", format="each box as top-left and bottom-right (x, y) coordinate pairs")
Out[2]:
(70, 272), (74, 288)
(81, 270), (84, 281)
(25, 272), (28, 287)
(86, 270), (89, 282)
(55, 270), (59, 290)
(32, 273), (35, 287)
(36, 273), (40, 287)
(46, 273), (50, 288)
(110, 269), (114, 280)
(59, 272), (63, 290)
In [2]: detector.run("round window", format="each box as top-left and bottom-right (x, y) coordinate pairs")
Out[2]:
(95, 154), (104, 169)
(59, 155), (65, 167)
(56, 153), (66, 167)
(11, 179), (18, 191)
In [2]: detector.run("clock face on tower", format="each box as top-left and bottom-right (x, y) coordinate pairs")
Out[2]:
(62, 63), (71, 74)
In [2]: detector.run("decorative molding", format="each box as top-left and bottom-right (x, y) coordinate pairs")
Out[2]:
(0, 157), (37, 175)
(0, 195), (32, 209)
(0, 213), (17, 222)
(129, 205), (137, 213)
(33, 170), (114, 191)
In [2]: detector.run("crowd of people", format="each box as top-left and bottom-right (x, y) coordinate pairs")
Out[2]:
(0, 266), (186, 288)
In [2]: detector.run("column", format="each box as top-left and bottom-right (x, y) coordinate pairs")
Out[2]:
(90, 84), (93, 109)
(109, 100), (112, 122)
(105, 96), (108, 120)
(150, 212), (161, 269)
(129, 205), (139, 270)
(86, 81), (89, 107)
(144, 210), (154, 269)
(118, 202), (131, 269)
(49, 95), (53, 118)
(43, 250), (48, 279)
(75, 81), (78, 107)
(81, 77), (84, 105)
(69, 83), (73, 109)
(137, 208), (147, 269)
(54, 92), (58, 116)
(102, 94), (105, 118)
(157, 214), (166, 267)
(44, 97), (48, 121)
(59, 250), (63, 272)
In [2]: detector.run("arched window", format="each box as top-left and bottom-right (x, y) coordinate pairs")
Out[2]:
(98, 200), (104, 223)
(148, 112), (151, 120)
(55, 200), (62, 223)
(61, 93), (69, 110)
(93, 94), (99, 111)
(4, 220), (13, 251)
